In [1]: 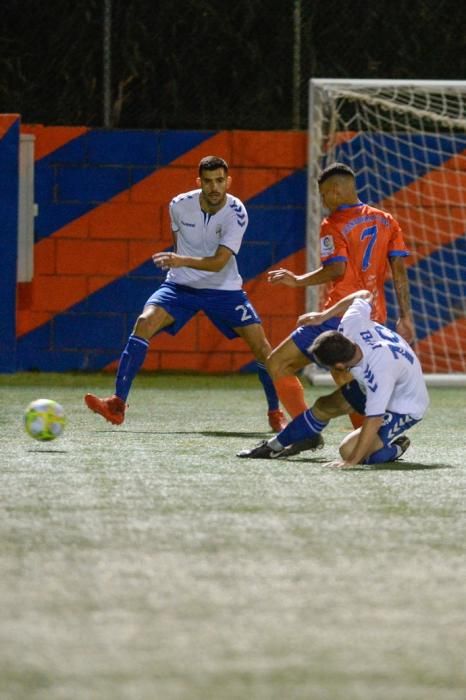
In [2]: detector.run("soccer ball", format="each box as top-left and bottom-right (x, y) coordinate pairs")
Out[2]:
(24, 398), (66, 441)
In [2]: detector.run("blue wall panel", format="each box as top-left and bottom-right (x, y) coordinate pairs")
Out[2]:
(0, 118), (20, 372)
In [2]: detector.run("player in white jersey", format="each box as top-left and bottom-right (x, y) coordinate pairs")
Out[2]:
(237, 290), (429, 467)
(165, 188), (246, 290)
(84, 155), (286, 431)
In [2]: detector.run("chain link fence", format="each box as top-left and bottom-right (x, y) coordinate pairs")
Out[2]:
(1, 0), (465, 130)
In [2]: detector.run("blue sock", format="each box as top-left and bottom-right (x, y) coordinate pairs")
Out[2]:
(256, 362), (279, 411)
(273, 408), (328, 448)
(365, 444), (397, 465)
(115, 335), (150, 401)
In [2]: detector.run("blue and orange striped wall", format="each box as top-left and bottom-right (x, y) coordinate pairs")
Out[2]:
(1, 115), (465, 374)
(8, 121), (308, 374)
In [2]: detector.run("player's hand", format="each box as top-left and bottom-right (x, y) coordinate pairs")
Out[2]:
(152, 251), (182, 269)
(267, 268), (298, 287)
(297, 311), (325, 327)
(396, 317), (415, 346)
(324, 459), (359, 469)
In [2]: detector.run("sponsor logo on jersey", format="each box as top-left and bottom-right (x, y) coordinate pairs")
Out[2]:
(216, 225), (222, 238)
(181, 220), (195, 227)
(320, 235), (335, 255)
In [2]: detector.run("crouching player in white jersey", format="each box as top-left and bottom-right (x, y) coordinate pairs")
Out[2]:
(84, 155), (286, 432)
(238, 290), (429, 467)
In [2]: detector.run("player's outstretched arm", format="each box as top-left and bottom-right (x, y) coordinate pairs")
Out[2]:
(268, 261), (345, 288)
(390, 257), (415, 344)
(267, 268), (299, 286)
(396, 316), (415, 345)
(298, 289), (373, 327)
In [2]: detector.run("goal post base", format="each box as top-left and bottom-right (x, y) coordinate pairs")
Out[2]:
(303, 366), (466, 389)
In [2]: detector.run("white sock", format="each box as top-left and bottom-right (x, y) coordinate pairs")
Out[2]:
(268, 437), (284, 451)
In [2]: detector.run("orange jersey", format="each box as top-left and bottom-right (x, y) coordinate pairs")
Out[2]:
(319, 202), (409, 323)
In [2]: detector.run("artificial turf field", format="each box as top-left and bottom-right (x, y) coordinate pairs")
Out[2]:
(1, 372), (465, 700)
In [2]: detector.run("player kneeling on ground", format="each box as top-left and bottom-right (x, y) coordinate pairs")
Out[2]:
(237, 290), (429, 467)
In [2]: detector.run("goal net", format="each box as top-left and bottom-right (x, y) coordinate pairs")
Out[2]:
(306, 79), (466, 385)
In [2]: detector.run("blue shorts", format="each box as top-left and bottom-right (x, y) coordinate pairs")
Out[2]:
(342, 380), (421, 445)
(292, 317), (341, 361)
(145, 281), (262, 339)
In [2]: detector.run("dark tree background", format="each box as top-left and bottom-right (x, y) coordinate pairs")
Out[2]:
(1, 0), (465, 129)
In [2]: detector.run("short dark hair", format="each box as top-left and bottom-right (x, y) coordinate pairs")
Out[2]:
(317, 162), (355, 185)
(198, 155), (229, 176)
(310, 330), (357, 367)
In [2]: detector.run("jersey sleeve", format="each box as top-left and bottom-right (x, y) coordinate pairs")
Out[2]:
(339, 298), (373, 337)
(320, 221), (348, 265)
(387, 214), (409, 258)
(219, 199), (248, 255)
(169, 199), (179, 233)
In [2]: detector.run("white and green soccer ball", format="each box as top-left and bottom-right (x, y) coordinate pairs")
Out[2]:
(24, 399), (66, 441)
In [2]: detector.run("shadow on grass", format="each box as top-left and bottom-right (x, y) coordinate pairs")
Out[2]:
(200, 430), (268, 439)
(349, 462), (453, 471)
(87, 430), (455, 470)
(26, 449), (69, 454)
(96, 429), (268, 439)
(291, 457), (452, 470)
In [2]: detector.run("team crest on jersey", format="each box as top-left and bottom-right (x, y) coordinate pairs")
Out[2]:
(320, 235), (335, 255)
(215, 225), (222, 238)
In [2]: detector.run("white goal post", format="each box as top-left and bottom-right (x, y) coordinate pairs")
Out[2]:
(305, 79), (466, 387)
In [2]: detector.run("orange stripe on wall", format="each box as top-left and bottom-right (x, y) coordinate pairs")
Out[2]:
(20, 125), (89, 160)
(416, 318), (466, 373)
(18, 131), (306, 336)
(230, 131), (307, 168)
(0, 114), (19, 139)
(378, 150), (466, 265)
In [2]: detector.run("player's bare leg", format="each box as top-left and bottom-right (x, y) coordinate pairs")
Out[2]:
(312, 386), (354, 422)
(266, 338), (310, 419)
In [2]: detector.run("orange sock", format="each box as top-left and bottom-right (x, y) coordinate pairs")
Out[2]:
(349, 412), (364, 429)
(274, 375), (308, 419)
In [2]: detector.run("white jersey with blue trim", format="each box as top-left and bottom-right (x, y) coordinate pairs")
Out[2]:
(339, 299), (429, 419)
(166, 189), (248, 290)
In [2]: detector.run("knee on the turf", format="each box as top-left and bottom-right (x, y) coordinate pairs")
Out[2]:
(338, 430), (360, 461)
